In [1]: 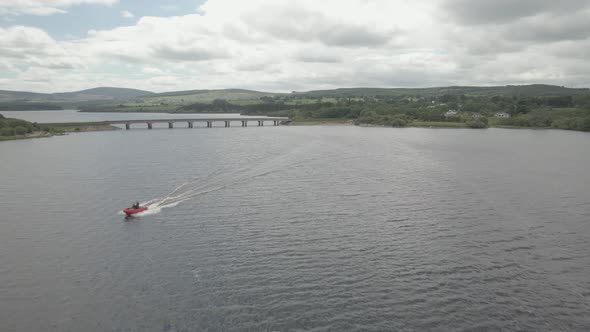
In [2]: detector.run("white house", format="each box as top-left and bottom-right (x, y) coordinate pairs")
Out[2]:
(495, 112), (511, 118)
(445, 110), (458, 117)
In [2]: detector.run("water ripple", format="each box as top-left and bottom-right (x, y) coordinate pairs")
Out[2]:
(1, 126), (590, 331)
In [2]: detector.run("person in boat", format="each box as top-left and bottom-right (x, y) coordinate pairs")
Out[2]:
(132, 202), (140, 209)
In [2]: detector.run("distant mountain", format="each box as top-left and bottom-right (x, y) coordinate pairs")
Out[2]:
(145, 89), (281, 103)
(0, 87), (154, 103)
(0, 90), (52, 102)
(1, 84), (588, 108)
(299, 84), (590, 98)
(150, 88), (278, 99)
(54, 87), (154, 101)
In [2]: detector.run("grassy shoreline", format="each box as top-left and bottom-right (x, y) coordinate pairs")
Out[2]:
(0, 118), (580, 142)
(290, 119), (582, 130)
(408, 121), (467, 128)
(0, 131), (54, 141)
(290, 119), (471, 128)
(41, 121), (121, 132)
(290, 118), (354, 126)
(0, 122), (119, 142)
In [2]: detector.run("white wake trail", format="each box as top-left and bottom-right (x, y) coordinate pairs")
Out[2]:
(124, 141), (323, 217)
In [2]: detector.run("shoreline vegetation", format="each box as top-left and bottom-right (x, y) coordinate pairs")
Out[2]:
(2, 84), (589, 140)
(0, 114), (59, 141)
(0, 115), (121, 141)
(1, 115), (587, 142)
(73, 84), (589, 132)
(41, 122), (120, 132)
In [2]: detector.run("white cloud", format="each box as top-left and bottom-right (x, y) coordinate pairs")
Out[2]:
(142, 67), (165, 75)
(0, 0), (118, 16)
(295, 49), (342, 63)
(0, 26), (64, 58)
(2, 0), (590, 92)
(121, 10), (134, 19)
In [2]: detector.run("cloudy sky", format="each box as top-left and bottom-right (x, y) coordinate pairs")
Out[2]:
(1, 0), (589, 93)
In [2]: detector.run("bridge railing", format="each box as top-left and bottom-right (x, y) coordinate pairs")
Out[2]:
(109, 117), (291, 130)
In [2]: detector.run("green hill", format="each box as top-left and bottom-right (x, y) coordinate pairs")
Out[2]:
(299, 84), (590, 98)
(54, 87), (154, 101)
(2, 84), (586, 104)
(0, 87), (154, 104)
(2, 84), (590, 112)
(0, 90), (53, 102)
(144, 89), (281, 104)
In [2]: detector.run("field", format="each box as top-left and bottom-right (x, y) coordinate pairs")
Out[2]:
(140, 90), (281, 105)
(38, 121), (120, 132)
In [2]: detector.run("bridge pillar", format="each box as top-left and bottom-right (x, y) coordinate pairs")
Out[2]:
(188, 122), (193, 128)
(207, 121), (212, 128)
(147, 123), (152, 129)
(225, 121), (230, 127)
(242, 121), (247, 127)
(168, 122), (173, 129)
(125, 123), (130, 130)
(258, 121), (263, 126)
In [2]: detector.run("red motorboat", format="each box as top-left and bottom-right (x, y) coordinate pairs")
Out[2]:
(123, 206), (147, 216)
(123, 202), (147, 217)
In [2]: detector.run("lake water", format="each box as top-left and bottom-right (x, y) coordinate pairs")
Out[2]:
(0, 110), (262, 124)
(1, 119), (589, 331)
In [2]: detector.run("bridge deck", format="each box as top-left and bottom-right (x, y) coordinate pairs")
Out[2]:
(107, 117), (290, 124)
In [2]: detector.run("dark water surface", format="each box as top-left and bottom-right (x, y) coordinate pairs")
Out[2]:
(1, 126), (589, 331)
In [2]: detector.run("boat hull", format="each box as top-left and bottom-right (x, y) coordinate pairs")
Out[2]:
(123, 207), (148, 216)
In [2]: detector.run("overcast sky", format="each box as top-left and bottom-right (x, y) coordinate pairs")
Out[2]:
(1, 0), (590, 93)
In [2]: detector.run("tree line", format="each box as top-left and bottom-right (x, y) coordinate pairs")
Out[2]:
(173, 94), (584, 130)
(0, 114), (63, 138)
(243, 94), (590, 131)
(0, 113), (40, 136)
(0, 102), (62, 111)
(84, 91), (590, 132)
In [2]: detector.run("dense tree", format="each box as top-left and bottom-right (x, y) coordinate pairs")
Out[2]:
(543, 96), (573, 107)
(0, 127), (15, 136)
(0, 116), (41, 137)
(78, 88), (590, 132)
(0, 103), (62, 111)
(14, 126), (28, 135)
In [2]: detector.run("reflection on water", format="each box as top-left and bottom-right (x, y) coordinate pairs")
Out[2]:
(0, 126), (589, 331)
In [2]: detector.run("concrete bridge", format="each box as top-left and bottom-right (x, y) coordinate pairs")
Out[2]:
(108, 117), (291, 130)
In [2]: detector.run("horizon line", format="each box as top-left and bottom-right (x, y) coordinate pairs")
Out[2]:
(1, 83), (589, 95)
